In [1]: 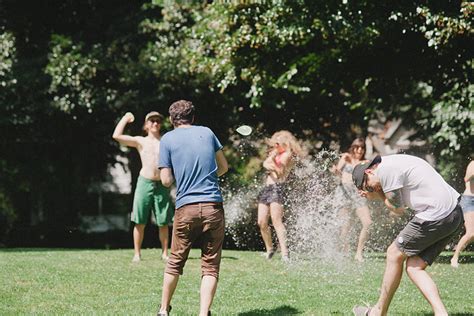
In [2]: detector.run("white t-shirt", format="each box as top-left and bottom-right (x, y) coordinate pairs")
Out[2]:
(376, 154), (459, 221)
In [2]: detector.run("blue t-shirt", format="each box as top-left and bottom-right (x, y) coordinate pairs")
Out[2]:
(159, 125), (224, 209)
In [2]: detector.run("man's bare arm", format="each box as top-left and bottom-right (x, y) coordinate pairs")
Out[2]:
(384, 189), (406, 215)
(262, 150), (285, 175)
(215, 150), (228, 177)
(112, 113), (139, 148)
(160, 168), (175, 187)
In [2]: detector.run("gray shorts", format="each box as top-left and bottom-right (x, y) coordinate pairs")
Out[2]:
(395, 205), (464, 265)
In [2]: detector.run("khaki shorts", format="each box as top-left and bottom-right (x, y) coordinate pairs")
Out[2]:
(165, 202), (225, 279)
(395, 205), (463, 265)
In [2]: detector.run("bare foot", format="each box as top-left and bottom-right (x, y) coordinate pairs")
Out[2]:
(355, 254), (364, 263)
(450, 257), (459, 268)
(262, 251), (274, 260)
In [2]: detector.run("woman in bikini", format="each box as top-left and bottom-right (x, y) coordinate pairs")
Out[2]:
(257, 130), (302, 262)
(335, 137), (372, 262)
(450, 160), (474, 268)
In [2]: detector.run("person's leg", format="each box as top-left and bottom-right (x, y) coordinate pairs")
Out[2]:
(155, 182), (174, 261)
(159, 273), (179, 313)
(369, 242), (406, 316)
(451, 212), (474, 267)
(131, 176), (152, 261)
(355, 205), (372, 262)
(257, 203), (273, 256)
(405, 256), (447, 316)
(200, 275), (218, 316)
(338, 207), (351, 253)
(200, 203), (225, 316)
(159, 225), (170, 260)
(133, 224), (145, 259)
(160, 204), (198, 313)
(270, 202), (288, 257)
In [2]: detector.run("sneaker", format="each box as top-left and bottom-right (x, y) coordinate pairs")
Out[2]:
(132, 254), (141, 263)
(352, 305), (371, 316)
(281, 255), (290, 263)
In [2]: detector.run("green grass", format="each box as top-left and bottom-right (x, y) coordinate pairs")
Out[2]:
(1, 249), (473, 315)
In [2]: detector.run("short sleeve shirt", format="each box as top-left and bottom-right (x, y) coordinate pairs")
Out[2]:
(159, 125), (223, 209)
(376, 154), (459, 221)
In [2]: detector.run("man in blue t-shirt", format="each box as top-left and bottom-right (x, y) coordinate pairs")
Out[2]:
(157, 100), (228, 316)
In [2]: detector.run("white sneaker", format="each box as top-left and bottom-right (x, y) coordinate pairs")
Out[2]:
(132, 254), (141, 263)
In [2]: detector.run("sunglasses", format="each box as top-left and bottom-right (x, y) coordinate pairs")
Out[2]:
(148, 118), (161, 124)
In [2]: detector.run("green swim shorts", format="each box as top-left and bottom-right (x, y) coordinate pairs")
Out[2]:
(131, 176), (174, 226)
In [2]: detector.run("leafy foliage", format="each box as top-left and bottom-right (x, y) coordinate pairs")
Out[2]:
(0, 1), (472, 244)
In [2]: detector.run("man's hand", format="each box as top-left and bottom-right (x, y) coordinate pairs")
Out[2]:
(358, 189), (384, 201)
(124, 112), (135, 123)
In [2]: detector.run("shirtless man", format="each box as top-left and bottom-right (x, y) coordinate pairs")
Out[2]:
(113, 111), (173, 262)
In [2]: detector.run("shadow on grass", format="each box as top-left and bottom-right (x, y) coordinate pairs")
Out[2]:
(238, 305), (300, 315)
(421, 314), (473, 316)
(0, 248), (94, 252)
(435, 252), (474, 264)
(366, 252), (474, 264)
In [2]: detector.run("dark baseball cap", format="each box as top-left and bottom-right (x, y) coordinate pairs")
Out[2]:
(352, 155), (382, 189)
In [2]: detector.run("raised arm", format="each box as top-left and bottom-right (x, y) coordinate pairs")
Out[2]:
(465, 161), (474, 183)
(263, 150), (281, 173)
(215, 149), (228, 177)
(334, 153), (351, 174)
(112, 113), (139, 148)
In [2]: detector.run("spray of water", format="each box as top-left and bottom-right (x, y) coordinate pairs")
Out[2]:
(223, 131), (406, 267)
(284, 150), (348, 264)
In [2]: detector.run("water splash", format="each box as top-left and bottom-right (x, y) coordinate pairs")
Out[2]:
(223, 134), (406, 265)
(285, 150), (348, 264)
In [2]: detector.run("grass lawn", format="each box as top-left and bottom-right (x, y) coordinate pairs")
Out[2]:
(1, 248), (473, 315)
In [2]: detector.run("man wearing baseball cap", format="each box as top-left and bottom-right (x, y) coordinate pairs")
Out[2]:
(113, 111), (173, 263)
(351, 154), (463, 316)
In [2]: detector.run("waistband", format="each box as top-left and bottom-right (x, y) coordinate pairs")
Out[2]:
(137, 175), (161, 183)
(180, 202), (223, 207)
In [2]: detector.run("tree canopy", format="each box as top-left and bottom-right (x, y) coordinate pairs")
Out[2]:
(0, 0), (472, 244)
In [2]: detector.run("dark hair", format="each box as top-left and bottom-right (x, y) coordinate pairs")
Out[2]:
(349, 137), (366, 156)
(169, 100), (195, 126)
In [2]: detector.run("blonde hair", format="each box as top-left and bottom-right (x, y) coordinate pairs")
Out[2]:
(267, 130), (302, 157)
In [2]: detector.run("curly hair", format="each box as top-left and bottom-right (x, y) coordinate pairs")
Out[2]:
(169, 100), (195, 126)
(267, 130), (302, 157)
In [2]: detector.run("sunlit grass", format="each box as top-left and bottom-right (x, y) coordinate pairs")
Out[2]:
(1, 249), (473, 315)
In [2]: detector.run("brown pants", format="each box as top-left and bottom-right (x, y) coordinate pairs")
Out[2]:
(165, 202), (225, 279)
